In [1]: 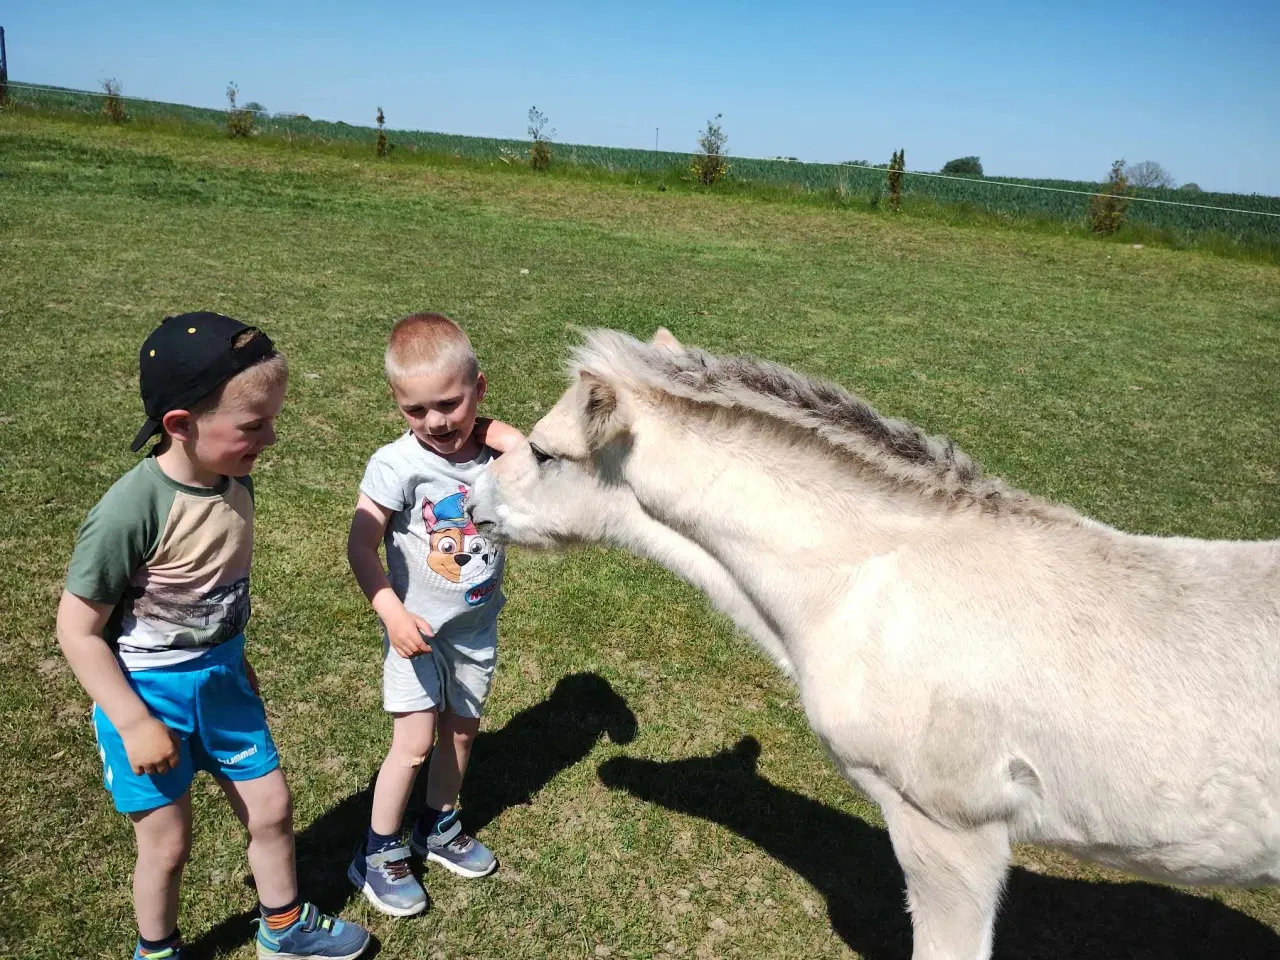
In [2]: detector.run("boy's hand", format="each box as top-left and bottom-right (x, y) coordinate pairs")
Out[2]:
(475, 417), (525, 455)
(119, 715), (182, 775)
(387, 609), (434, 658)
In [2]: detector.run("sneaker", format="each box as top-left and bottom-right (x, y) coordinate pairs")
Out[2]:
(347, 843), (428, 917)
(134, 944), (182, 960)
(409, 810), (497, 879)
(254, 902), (370, 960)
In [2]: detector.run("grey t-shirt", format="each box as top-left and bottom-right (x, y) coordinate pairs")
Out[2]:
(360, 432), (506, 640)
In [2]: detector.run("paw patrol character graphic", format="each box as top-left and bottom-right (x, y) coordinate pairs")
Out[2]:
(422, 487), (500, 606)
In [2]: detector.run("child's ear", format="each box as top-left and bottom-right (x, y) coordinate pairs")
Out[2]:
(161, 409), (195, 443)
(476, 372), (488, 403)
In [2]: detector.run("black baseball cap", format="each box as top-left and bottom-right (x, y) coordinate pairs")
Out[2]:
(131, 312), (276, 452)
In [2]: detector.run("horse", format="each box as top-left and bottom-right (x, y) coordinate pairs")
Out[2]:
(468, 328), (1280, 960)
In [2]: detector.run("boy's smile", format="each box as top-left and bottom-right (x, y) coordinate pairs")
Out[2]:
(392, 368), (488, 461)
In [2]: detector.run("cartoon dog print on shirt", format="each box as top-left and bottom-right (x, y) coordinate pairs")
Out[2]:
(422, 486), (499, 606)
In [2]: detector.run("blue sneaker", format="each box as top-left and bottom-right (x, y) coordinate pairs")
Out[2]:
(409, 809), (497, 879)
(134, 944), (182, 960)
(254, 903), (370, 960)
(347, 842), (428, 916)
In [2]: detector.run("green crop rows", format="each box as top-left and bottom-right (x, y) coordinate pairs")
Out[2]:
(8, 82), (1278, 248)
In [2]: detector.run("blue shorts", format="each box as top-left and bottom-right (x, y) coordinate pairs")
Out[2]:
(92, 634), (279, 814)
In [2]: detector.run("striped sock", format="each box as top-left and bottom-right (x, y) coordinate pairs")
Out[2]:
(260, 896), (302, 931)
(137, 928), (181, 956)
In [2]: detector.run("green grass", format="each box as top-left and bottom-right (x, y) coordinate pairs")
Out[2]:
(8, 81), (1280, 257)
(1, 111), (1279, 960)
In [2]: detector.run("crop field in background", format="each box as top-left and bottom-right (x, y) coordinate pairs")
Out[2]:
(8, 81), (1280, 255)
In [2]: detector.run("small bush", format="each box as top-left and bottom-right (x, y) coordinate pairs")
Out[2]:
(375, 106), (389, 158)
(887, 149), (905, 211)
(101, 78), (127, 123)
(225, 82), (255, 138)
(941, 155), (982, 176)
(528, 106), (555, 170)
(1179, 182), (1202, 194)
(1088, 159), (1129, 234)
(692, 114), (729, 186)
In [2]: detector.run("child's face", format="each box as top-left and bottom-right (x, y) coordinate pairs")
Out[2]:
(188, 378), (287, 477)
(392, 365), (487, 459)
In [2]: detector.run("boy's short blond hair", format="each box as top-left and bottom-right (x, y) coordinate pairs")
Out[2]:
(385, 313), (479, 383)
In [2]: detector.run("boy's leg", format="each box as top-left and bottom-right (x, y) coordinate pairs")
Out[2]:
(408, 631), (497, 877)
(218, 769), (296, 909)
(221, 770), (371, 957)
(198, 642), (369, 957)
(371, 710), (438, 836)
(130, 795), (192, 944)
(423, 709), (481, 813)
(92, 670), (199, 954)
(411, 710), (495, 878)
(349, 710), (436, 916)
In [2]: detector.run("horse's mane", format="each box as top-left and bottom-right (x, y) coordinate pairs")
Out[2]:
(573, 329), (1082, 523)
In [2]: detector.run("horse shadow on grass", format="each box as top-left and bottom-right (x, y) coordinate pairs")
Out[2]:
(597, 737), (1280, 960)
(185, 672), (637, 959)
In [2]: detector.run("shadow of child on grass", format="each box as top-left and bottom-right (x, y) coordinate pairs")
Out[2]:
(185, 672), (637, 959)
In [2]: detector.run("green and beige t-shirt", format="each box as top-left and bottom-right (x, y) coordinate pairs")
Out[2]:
(66, 457), (255, 671)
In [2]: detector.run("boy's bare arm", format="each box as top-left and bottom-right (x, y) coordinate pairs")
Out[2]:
(348, 494), (433, 657)
(55, 590), (181, 774)
(475, 417), (525, 455)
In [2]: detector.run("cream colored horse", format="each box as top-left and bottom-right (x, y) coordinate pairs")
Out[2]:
(468, 328), (1280, 960)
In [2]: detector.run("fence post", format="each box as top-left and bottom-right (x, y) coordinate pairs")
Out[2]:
(0, 27), (9, 107)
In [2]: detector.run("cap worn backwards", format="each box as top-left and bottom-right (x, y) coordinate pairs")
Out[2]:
(130, 312), (274, 452)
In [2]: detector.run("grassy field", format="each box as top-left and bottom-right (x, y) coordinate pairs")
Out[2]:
(8, 82), (1280, 255)
(1, 110), (1279, 960)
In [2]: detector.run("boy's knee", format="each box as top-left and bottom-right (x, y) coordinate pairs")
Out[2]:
(142, 833), (192, 873)
(450, 728), (477, 750)
(393, 745), (431, 769)
(247, 785), (294, 835)
(442, 711), (481, 744)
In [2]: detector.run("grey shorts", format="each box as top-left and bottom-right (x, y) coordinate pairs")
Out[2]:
(382, 625), (497, 718)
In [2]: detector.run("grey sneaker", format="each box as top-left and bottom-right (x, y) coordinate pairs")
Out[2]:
(409, 811), (497, 878)
(347, 843), (428, 917)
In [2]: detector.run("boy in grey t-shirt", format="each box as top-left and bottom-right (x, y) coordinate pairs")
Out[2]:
(346, 312), (523, 916)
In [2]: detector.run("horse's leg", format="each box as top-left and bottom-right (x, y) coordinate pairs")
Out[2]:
(881, 795), (1011, 960)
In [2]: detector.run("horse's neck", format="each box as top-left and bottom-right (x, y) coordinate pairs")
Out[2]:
(627, 416), (946, 642)
(612, 500), (797, 677)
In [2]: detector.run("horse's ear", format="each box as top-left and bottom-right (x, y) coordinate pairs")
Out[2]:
(579, 370), (629, 449)
(651, 327), (682, 351)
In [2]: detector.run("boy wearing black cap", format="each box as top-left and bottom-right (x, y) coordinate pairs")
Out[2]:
(55, 314), (369, 960)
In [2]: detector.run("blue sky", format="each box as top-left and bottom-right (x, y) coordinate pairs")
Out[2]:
(5, 1), (1278, 194)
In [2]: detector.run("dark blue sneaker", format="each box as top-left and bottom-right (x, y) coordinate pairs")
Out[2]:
(409, 809), (497, 879)
(348, 842), (428, 916)
(134, 944), (182, 960)
(254, 902), (370, 960)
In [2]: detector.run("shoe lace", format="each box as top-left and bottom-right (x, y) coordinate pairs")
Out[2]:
(379, 856), (414, 881)
(445, 833), (475, 854)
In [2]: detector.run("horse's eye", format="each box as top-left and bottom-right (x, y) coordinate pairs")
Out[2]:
(530, 443), (555, 465)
